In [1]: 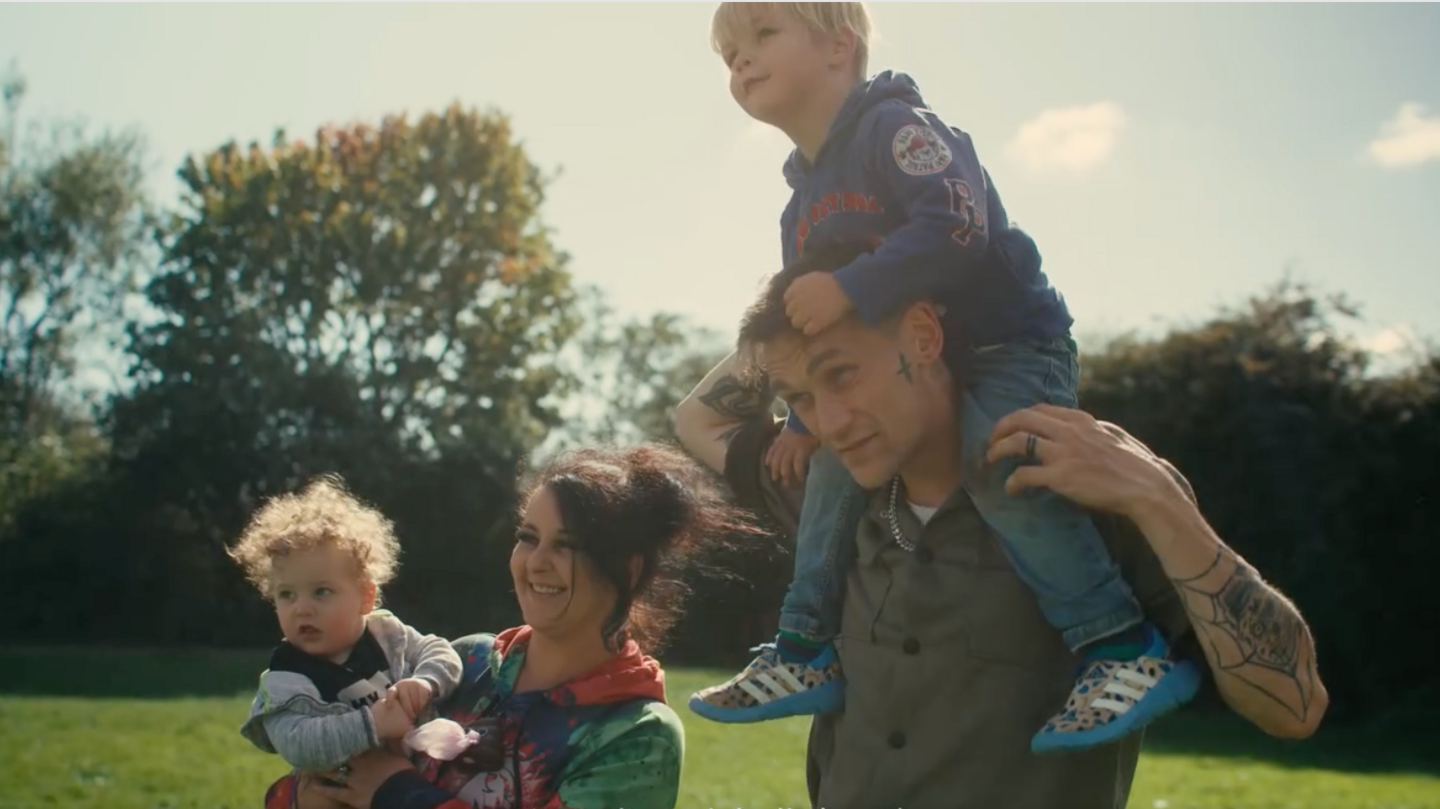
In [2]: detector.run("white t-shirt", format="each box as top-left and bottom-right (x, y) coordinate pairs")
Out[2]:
(908, 501), (939, 526)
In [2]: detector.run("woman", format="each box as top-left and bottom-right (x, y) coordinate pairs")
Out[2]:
(264, 444), (764, 809)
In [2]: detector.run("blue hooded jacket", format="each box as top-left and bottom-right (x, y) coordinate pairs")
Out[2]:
(779, 71), (1073, 348)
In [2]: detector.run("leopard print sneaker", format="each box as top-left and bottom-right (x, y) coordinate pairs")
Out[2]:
(1031, 623), (1202, 753)
(688, 641), (845, 723)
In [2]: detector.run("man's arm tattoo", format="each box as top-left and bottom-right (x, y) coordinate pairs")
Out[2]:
(697, 373), (771, 420)
(1174, 551), (1317, 723)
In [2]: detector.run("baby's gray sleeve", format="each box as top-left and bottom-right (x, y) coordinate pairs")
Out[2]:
(239, 670), (378, 772)
(261, 707), (378, 772)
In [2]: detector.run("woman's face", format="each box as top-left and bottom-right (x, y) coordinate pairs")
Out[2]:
(510, 485), (618, 643)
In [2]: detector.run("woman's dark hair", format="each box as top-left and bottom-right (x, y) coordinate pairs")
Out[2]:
(518, 443), (768, 654)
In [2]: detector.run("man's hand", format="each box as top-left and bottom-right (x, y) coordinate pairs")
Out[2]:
(989, 404), (1329, 739)
(370, 687), (415, 741)
(784, 273), (854, 336)
(766, 425), (820, 487)
(391, 677), (434, 721)
(985, 404), (1188, 521)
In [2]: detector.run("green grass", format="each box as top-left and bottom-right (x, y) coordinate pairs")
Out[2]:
(1, 649), (1437, 809)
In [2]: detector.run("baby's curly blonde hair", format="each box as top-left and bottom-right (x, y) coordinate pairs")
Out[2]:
(228, 474), (401, 604)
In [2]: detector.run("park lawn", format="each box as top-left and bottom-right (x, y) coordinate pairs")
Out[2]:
(1, 652), (1437, 809)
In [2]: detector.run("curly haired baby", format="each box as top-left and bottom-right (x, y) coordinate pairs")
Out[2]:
(229, 475), (462, 775)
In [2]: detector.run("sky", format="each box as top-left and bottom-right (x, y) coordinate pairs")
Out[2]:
(2, 2), (1437, 367)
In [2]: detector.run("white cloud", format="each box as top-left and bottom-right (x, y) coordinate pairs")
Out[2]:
(1005, 102), (1127, 174)
(1367, 103), (1440, 169)
(1361, 323), (1418, 356)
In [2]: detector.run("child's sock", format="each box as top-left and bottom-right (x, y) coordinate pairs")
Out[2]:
(1078, 624), (1149, 663)
(775, 630), (827, 664)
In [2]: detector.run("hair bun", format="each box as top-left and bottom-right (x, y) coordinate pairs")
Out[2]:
(626, 459), (693, 542)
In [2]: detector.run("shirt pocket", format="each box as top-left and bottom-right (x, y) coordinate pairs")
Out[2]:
(959, 561), (1071, 671)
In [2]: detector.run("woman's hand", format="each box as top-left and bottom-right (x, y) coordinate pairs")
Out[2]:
(293, 773), (348, 809)
(310, 748), (418, 809)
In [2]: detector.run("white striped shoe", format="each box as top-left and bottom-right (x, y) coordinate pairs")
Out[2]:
(1031, 624), (1201, 753)
(687, 642), (846, 724)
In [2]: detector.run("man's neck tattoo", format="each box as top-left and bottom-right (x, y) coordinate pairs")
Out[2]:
(897, 352), (914, 383)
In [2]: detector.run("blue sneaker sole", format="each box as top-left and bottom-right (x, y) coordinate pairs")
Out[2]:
(688, 677), (846, 724)
(1031, 661), (1202, 754)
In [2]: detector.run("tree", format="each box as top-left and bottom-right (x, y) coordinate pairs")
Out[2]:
(0, 67), (150, 530)
(1079, 280), (1440, 724)
(10, 103), (586, 645)
(124, 104), (578, 472)
(550, 296), (729, 450)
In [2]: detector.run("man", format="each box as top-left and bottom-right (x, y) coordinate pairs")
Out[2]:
(672, 244), (1327, 809)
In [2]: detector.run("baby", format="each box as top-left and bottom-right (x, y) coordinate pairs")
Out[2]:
(230, 475), (463, 776)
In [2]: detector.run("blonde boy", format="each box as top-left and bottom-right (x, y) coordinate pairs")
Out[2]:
(690, 2), (1201, 754)
(230, 476), (462, 775)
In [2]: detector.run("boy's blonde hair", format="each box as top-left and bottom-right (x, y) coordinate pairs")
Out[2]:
(711, 2), (873, 79)
(228, 474), (400, 603)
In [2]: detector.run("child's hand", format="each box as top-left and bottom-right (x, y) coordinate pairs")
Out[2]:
(370, 688), (415, 741)
(391, 678), (434, 721)
(784, 273), (854, 336)
(766, 426), (820, 487)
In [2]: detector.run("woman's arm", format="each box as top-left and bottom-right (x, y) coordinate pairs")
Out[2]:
(542, 707), (683, 809)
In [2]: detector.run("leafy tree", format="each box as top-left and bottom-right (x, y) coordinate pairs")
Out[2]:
(9, 104), (584, 644)
(0, 67), (150, 531)
(1080, 280), (1440, 724)
(551, 298), (728, 449)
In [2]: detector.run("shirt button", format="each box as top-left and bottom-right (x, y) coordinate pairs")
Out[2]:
(915, 547), (934, 564)
(903, 637), (920, 655)
(888, 731), (906, 749)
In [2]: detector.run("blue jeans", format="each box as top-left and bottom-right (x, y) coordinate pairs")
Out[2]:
(777, 335), (1144, 652)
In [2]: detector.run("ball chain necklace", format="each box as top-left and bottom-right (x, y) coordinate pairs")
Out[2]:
(884, 476), (918, 553)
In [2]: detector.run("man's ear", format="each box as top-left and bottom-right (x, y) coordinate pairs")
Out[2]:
(361, 579), (378, 614)
(899, 302), (946, 365)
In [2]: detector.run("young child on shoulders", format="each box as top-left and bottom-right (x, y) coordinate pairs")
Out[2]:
(688, 1), (1200, 754)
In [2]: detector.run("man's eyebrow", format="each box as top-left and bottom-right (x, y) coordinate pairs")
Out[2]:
(804, 348), (844, 377)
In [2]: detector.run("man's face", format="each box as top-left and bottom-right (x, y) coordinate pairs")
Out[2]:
(762, 310), (943, 490)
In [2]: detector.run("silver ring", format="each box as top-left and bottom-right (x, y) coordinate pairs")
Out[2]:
(1025, 432), (1039, 460)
